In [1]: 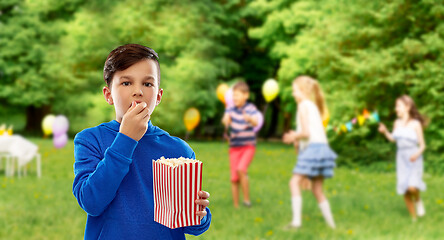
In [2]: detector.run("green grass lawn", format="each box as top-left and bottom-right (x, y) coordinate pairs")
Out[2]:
(0, 139), (443, 239)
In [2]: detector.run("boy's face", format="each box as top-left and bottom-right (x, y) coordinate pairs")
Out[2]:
(233, 89), (249, 108)
(103, 59), (163, 123)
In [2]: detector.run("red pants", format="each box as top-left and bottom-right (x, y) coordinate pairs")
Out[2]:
(229, 145), (255, 182)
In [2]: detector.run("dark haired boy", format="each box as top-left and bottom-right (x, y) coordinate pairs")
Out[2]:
(73, 44), (211, 239)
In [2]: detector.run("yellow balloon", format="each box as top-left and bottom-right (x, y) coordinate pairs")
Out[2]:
(184, 108), (200, 131)
(42, 114), (55, 136)
(262, 79), (279, 102)
(216, 83), (229, 104)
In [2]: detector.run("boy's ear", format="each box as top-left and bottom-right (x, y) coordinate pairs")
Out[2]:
(156, 88), (164, 106)
(103, 86), (114, 105)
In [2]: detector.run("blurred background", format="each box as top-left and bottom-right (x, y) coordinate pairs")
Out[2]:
(1, 0), (444, 239)
(1, 0), (443, 171)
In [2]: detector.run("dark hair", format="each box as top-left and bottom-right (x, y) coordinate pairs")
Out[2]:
(233, 81), (249, 93)
(103, 44), (160, 86)
(397, 95), (427, 128)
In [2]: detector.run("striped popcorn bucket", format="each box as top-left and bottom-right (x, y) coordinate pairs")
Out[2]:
(152, 159), (203, 229)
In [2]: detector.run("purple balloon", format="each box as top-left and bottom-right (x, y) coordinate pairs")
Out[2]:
(53, 115), (69, 137)
(53, 133), (68, 149)
(253, 112), (264, 132)
(224, 88), (234, 108)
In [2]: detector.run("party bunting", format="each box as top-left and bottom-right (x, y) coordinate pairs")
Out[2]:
(326, 125), (333, 132)
(328, 110), (380, 135)
(345, 122), (353, 131)
(372, 112), (380, 122)
(357, 115), (365, 126)
(363, 109), (370, 119)
(340, 124), (347, 133)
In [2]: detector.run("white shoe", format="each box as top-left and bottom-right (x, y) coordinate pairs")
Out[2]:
(283, 223), (300, 231)
(416, 200), (425, 217)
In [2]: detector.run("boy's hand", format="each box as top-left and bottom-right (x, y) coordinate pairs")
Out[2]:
(120, 101), (151, 141)
(195, 190), (210, 217)
(242, 110), (258, 127)
(242, 110), (251, 123)
(223, 129), (230, 141)
(222, 113), (231, 127)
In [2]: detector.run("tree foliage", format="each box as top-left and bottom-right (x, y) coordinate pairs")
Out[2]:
(0, 0), (87, 107)
(248, 0), (444, 173)
(1, 0), (443, 172)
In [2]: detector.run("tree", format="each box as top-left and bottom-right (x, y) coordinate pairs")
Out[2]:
(0, 0), (87, 133)
(248, 0), (444, 172)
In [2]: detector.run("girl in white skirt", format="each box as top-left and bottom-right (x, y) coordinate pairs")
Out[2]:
(283, 76), (337, 229)
(379, 95), (426, 221)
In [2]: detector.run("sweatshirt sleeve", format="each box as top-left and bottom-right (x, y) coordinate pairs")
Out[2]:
(72, 131), (138, 216)
(182, 147), (212, 236)
(182, 207), (212, 236)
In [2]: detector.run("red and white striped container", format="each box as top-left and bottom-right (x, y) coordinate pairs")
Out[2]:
(152, 157), (203, 229)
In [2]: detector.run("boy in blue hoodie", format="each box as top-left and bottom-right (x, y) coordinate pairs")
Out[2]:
(73, 44), (211, 240)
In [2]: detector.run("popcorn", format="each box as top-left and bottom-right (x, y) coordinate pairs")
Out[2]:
(156, 156), (201, 167)
(152, 157), (203, 229)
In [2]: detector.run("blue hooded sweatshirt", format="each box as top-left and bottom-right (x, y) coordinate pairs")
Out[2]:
(73, 120), (211, 239)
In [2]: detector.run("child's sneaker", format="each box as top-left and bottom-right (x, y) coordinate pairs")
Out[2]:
(416, 200), (425, 217)
(243, 201), (252, 208)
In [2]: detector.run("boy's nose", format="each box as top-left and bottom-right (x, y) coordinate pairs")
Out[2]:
(133, 88), (143, 97)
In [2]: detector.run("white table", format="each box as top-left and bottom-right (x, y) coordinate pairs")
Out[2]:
(0, 135), (41, 178)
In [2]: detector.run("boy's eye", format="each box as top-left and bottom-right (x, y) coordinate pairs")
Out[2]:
(122, 82), (130, 86)
(144, 82), (154, 87)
